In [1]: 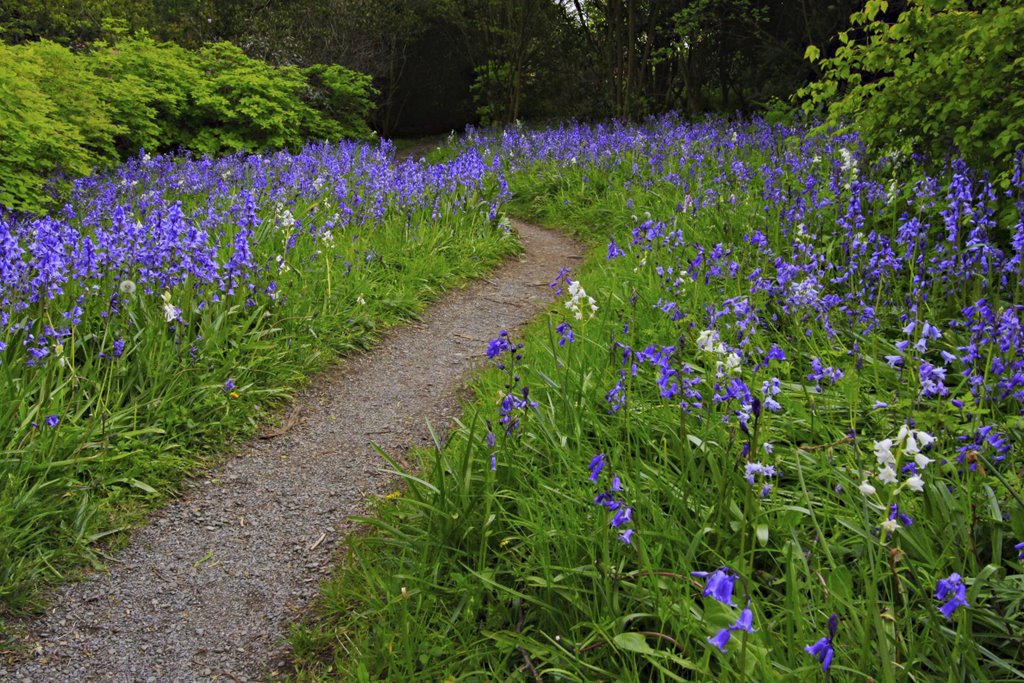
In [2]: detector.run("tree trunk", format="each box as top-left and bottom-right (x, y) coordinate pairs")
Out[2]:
(626, 0), (636, 117)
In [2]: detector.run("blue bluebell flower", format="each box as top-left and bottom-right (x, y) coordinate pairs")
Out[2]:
(731, 608), (756, 633)
(804, 614), (837, 672)
(610, 506), (632, 528)
(556, 322), (575, 346)
(486, 331), (512, 359)
(934, 573), (970, 619)
(691, 568), (737, 607)
(607, 238), (625, 260)
(707, 628), (731, 653)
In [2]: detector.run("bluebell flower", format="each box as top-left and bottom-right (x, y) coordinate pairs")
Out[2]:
(607, 238), (625, 260)
(765, 344), (786, 363)
(804, 614), (837, 672)
(934, 573), (970, 619)
(691, 568), (737, 606)
(45, 415), (60, 428)
(549, 267), (571, 296)
(556, 322), (575, 346)
(705, 603), (756, 654)
(486, 331), (512, 359)
(889, 503), (914, 527)
(605, 377), (626, 413)
(730, 607), (756, 633)
(707, 628), (731, 653)
(1014, 541), (1024, 561)
(806, 357), (844, 391)
(744, 462), (777, 486)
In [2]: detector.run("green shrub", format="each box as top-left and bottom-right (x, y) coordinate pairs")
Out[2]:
(0, 42), (109, 212)
(183, 43), (377, 157)
(301, 64), (376, 142)
(186, 41), (317, 155)
(0, 34), (376, 212)
(86, 33), (198, 156)
(800, 0), (1024, 178)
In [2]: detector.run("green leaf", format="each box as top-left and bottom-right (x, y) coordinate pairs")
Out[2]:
(108, 477), (158, 494)
(614, 632), (656, 654)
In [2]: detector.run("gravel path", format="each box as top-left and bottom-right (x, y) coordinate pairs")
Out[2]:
(4, 219), (583, 683)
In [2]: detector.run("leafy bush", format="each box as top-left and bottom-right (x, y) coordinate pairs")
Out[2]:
(186, 42), (318, 156)
(801, 0), (1024, 178)
(0, 34), (376, 212)
(301, 64), (376, 142)
(86, 33), (198, 156)
(0, 42), (109, 211)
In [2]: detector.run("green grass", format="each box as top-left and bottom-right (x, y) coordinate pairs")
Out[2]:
(0, 143), (520, 615)
(288, 121), (1024, 682)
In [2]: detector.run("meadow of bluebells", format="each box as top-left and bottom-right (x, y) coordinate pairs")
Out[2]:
(295, 117), (1024, 681)
(0, 140), (516, 607)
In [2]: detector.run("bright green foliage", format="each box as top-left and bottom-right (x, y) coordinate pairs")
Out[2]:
(184, 44), (375, 156)
(0, 35), (376, 212)
(186, 42), (312, 156)
(0, 42), (111, 211)
(26, 40), (125, 164)
(801, 0), (1024, 176)
(185, 42), (312, 155)
(86, 33), (198, 156)
(301, 65), (376, 142)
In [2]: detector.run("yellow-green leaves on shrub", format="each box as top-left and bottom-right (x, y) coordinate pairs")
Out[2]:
(0, 34), (376, 213)
(0, 42), (107, 211)
(186, 42), (316, 156)
(87, 34), (198, 156)
(301, 64), (375, 142)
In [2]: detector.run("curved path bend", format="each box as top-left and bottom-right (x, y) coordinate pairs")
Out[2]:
(5, 219), (583, 682)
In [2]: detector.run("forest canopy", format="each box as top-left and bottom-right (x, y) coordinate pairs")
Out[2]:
(0, 0), (860, 133)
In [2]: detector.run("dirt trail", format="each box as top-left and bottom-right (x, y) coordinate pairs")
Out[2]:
(4, 219), (583, 682)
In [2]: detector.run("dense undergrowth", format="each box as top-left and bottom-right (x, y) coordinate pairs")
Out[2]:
(290, 118), (1024, 681)
(0, 142), (517, 612)
(0, 33), (375, 213)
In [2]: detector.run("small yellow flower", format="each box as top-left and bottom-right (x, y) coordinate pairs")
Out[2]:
(229, 391), (240, 399)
